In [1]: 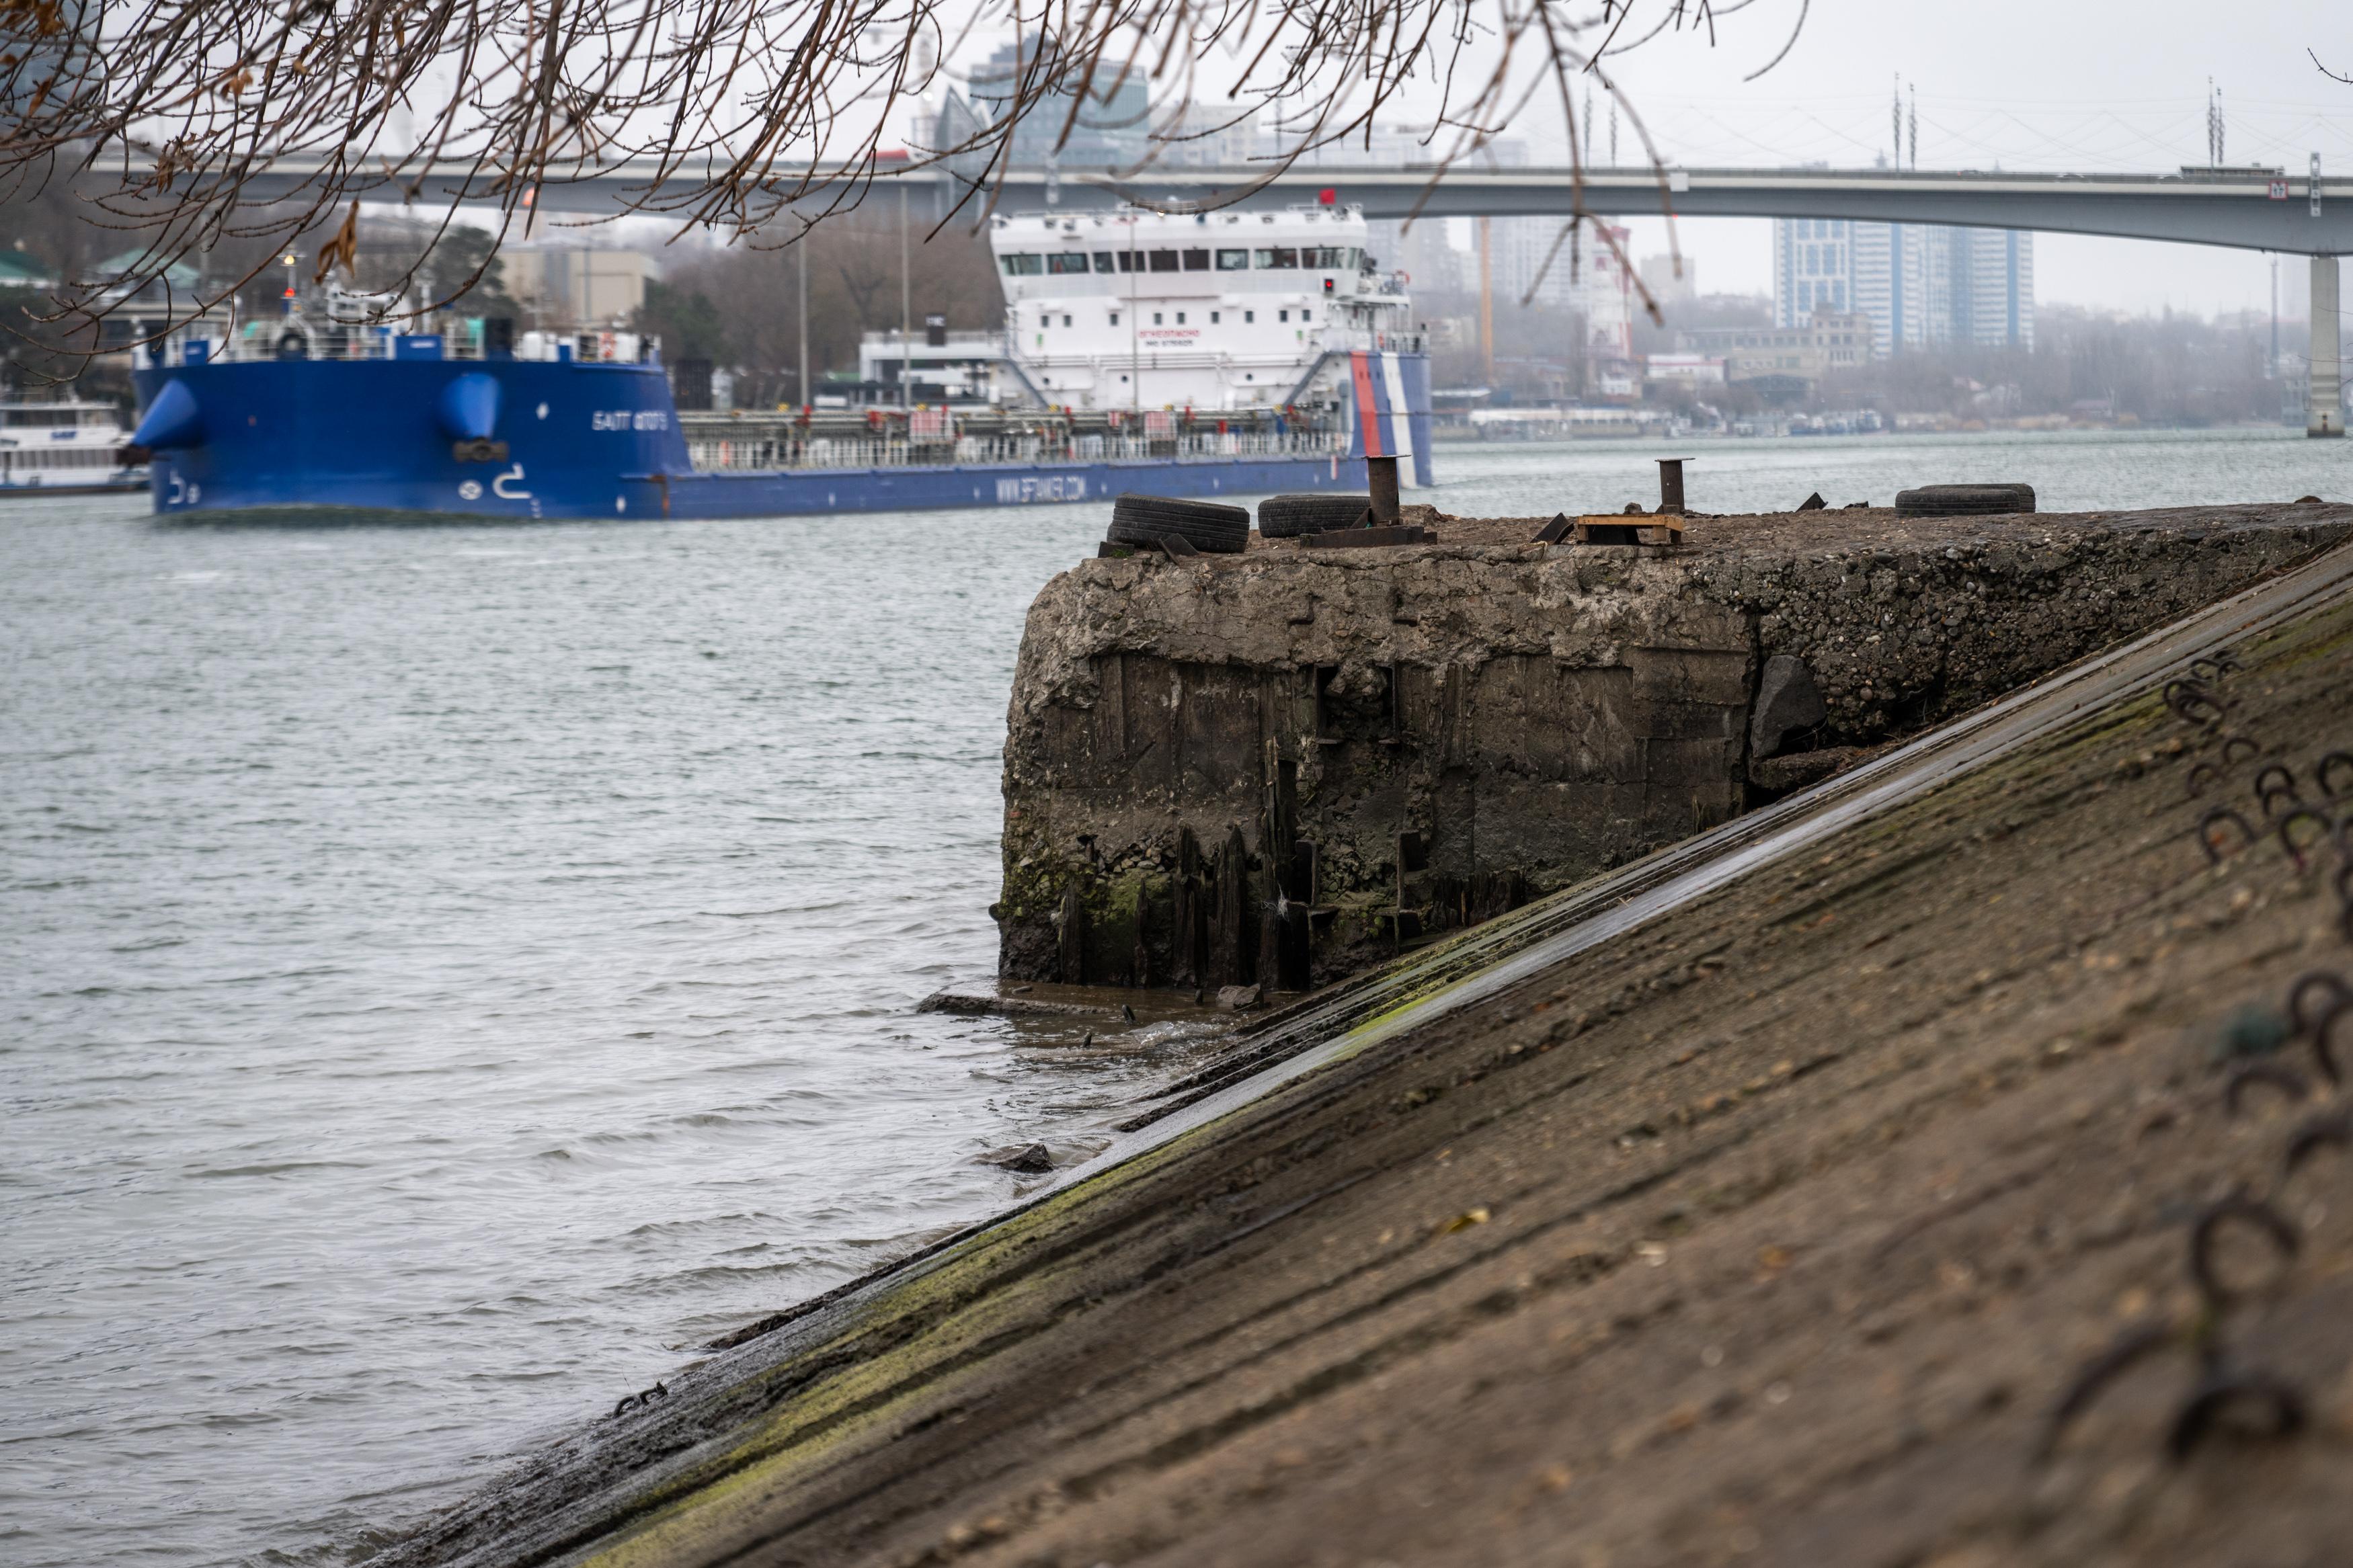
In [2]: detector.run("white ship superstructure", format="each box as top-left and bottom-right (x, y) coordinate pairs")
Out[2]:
(986, 206), (1415, 412)
(0, 399), (142, 489)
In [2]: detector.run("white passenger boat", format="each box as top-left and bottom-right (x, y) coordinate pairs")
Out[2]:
(0, 398), (146, 493)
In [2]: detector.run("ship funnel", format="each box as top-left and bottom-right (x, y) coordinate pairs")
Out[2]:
(131, 380), (204, 449)
(436, 372), (501, 442)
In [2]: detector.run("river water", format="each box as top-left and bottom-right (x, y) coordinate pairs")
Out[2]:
(3, 427), (2345, 1567)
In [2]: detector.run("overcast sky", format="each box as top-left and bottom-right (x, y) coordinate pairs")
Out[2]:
(660, 0), (2342, 321)
(1521, 0), (2348, 315)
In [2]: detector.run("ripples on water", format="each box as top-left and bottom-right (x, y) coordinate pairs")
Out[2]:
(1, 427), (2342, 1567)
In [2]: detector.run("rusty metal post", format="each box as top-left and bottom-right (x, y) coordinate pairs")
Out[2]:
(1478, 216), (1494, 383)
(1657, 456), (1688, 515)
(1367, 455), (1402, 523)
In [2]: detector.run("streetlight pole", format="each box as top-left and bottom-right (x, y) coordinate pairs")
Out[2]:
(900, 183), (912, 411)
(798, 235), (809, 409)
(1478, 216), (1494, 386)
(1129, 217), (1140, 421)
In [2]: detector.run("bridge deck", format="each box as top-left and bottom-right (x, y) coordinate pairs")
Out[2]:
(226, 158), (2352, 252)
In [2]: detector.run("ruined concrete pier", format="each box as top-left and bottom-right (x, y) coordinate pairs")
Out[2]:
(997, 502), (2350, 989)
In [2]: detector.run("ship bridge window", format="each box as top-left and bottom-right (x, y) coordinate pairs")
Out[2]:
(998, 253), (1043, 276)
(1215, 249), (1249, 270)
(1047, 253), (1090, 274)
(1181, 248), (1209, 270)
(1303, 246), (1349, 267)
(1254, 247), (1298, 269)
(1092, 253), (1115, 274)
(1147, 249), (1180, 272)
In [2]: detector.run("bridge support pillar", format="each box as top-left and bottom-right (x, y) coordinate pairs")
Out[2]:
(2312, 255), (2343, 439)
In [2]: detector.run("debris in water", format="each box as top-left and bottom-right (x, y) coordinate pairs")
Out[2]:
(918, 989), (1117, 1020)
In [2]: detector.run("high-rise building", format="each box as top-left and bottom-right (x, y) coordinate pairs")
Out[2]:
(1480, 218), (1634, 373)
(1364, 219), (1466, 296)
(1158, 101), (1259, 167)
(1776, 218), (1858, 325)
(1488, 216), (1564, 308)
(1774, 218), (2032, 355)
(964, 38), (1148, 168)
(1486, 216), (1632, 328)
(1948, 226), (2034, 350)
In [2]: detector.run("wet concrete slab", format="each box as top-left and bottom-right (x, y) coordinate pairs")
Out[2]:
(375, 535), (2353, 1568)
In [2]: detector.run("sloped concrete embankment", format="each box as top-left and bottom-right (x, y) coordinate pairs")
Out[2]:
(998, 503), (2349, 989)
(381, 536), (2353, 1568)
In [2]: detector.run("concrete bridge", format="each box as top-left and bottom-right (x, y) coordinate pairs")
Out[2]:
(236, 155), (2351, 434)
(994, 163), (2353, 255)
(1052, 163), (2347, 437)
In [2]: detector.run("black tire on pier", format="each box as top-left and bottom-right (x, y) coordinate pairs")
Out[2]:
(1258, 493), (1373, 538)
(1893, 483), (2036, 518)
(1107, 494), (1252, 554)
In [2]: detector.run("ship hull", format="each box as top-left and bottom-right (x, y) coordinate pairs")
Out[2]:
(629, 454), (1367, 520)
(134, 358), (690, 521)
(131, 351), (1427, 522)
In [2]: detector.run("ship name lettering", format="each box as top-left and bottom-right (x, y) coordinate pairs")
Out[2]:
(996, 474), (1084, 504)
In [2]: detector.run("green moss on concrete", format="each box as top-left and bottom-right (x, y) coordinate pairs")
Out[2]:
(572, 1106), (1304, 1567)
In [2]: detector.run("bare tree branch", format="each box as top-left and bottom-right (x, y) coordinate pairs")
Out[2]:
(0, 0), (1801, 345)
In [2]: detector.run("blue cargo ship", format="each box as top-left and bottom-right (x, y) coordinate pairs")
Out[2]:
(129, 204), (1432, 521)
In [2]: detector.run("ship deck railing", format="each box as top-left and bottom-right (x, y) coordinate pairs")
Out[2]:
(145, 328), (652, 368)
(682, 429), (1348, 473)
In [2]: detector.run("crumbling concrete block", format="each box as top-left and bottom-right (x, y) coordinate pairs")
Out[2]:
(1749, 654), (1827, 760)
(996, 505), (2352, 989)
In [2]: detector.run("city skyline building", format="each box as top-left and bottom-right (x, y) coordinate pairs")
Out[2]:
(1365, 218), (1468, 296)
(1774, 218), (2034, 355)
(962, 38), (1148, 168)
